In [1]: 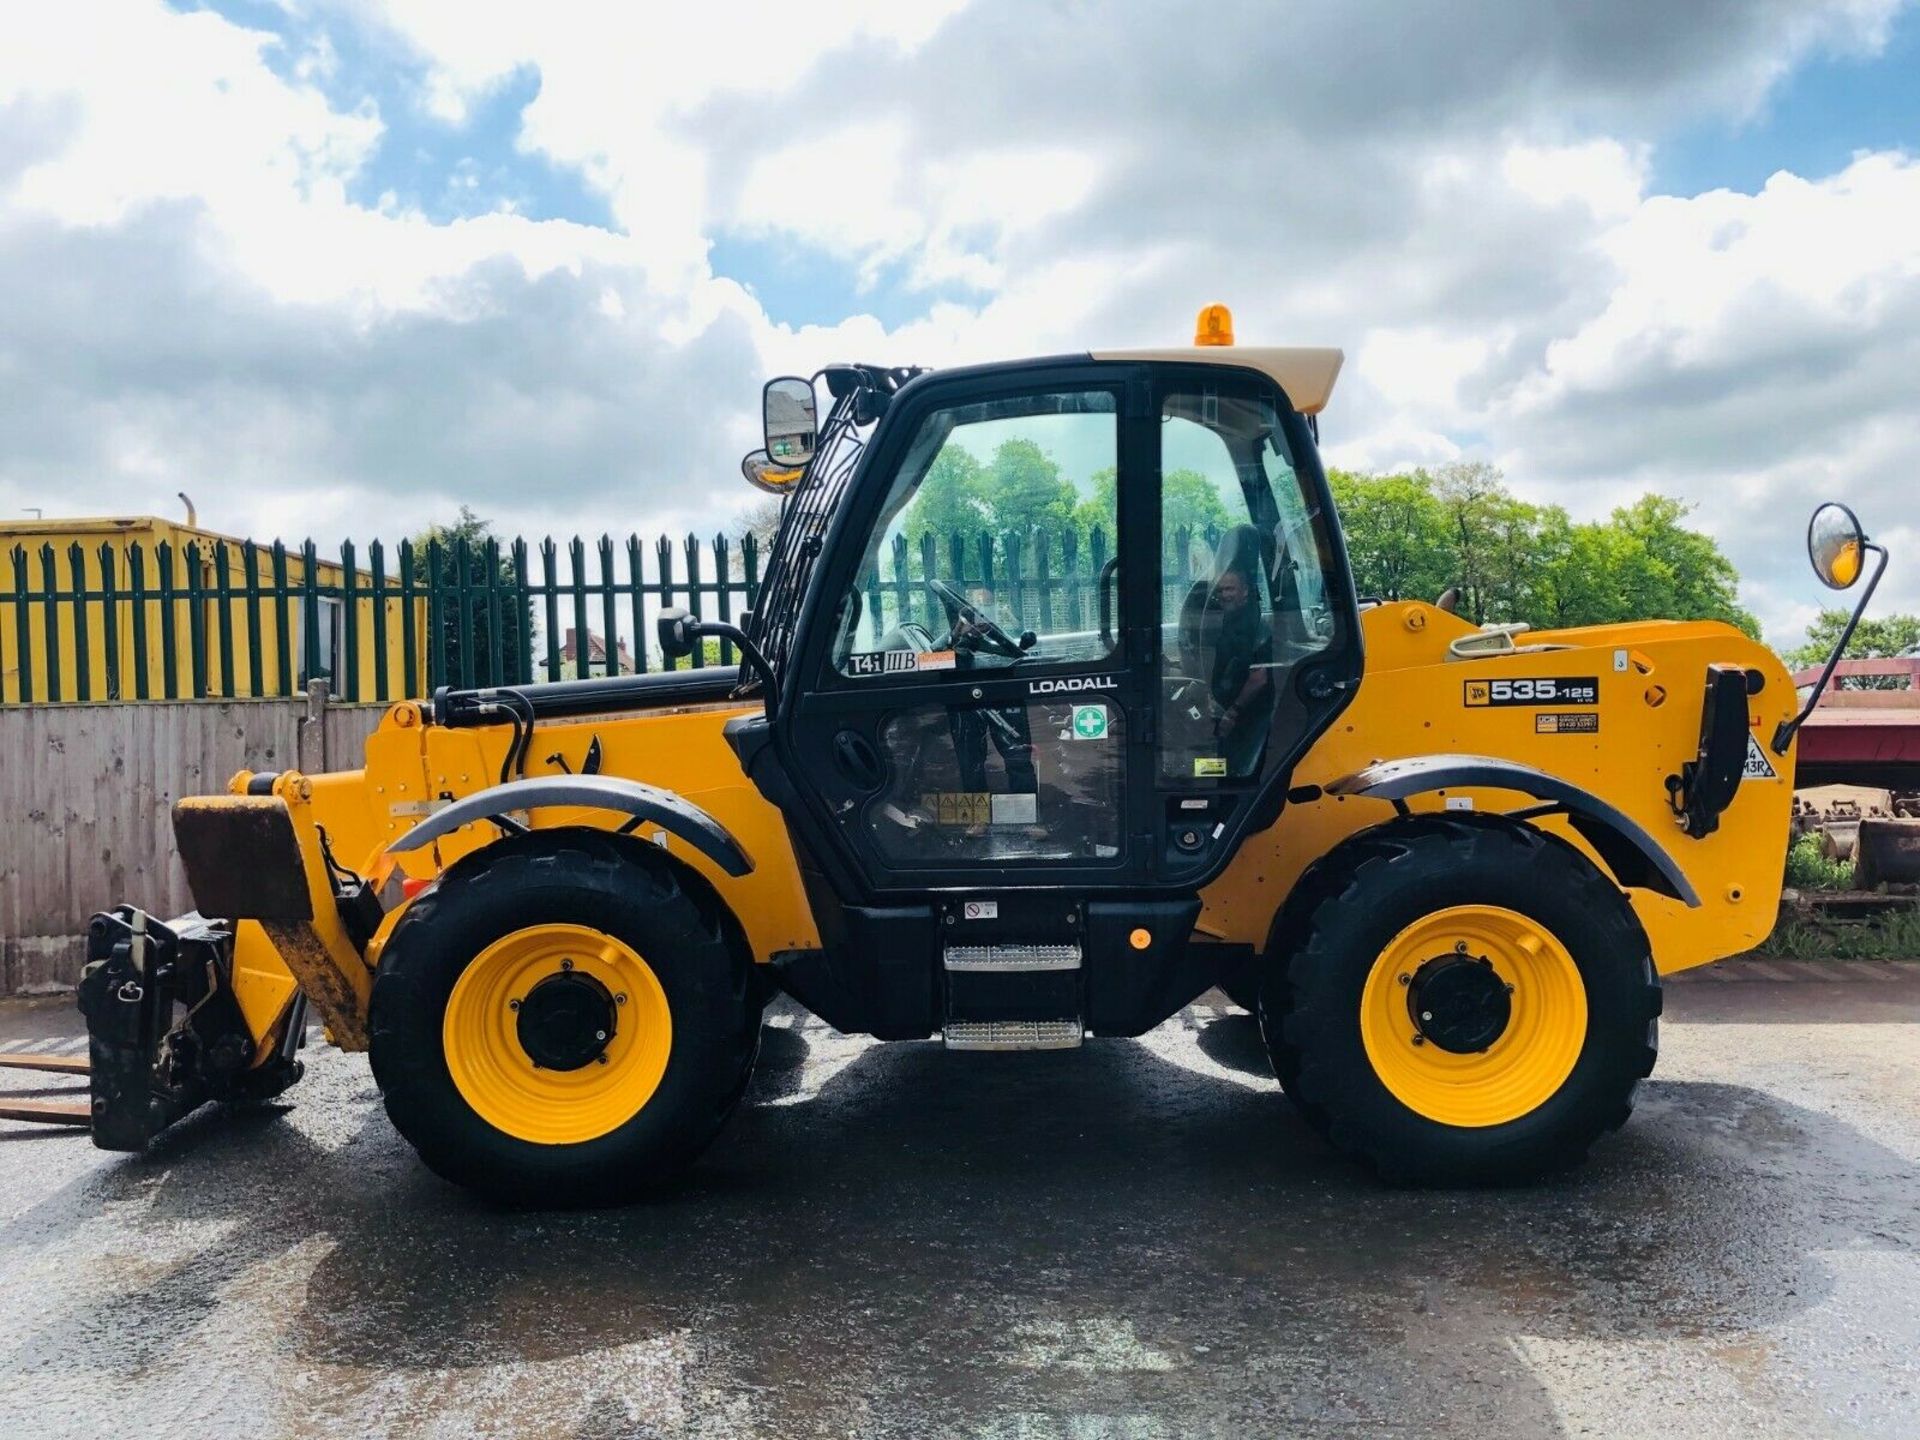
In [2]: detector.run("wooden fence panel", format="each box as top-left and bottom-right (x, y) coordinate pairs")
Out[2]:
(0, 698), (386, 994)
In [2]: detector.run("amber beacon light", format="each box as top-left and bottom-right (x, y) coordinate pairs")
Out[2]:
(1193, 303), (1235, 346)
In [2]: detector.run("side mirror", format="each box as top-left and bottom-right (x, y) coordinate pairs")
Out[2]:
(656, 606), (697, 661)
(763, 376), (817, 468)
(741, 448), (804, 496)
(1774, 501), (1888, 755)
(1808, 501), (1866, 590)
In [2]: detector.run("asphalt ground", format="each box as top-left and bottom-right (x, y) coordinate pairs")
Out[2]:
(2, 961), (1919, 1438)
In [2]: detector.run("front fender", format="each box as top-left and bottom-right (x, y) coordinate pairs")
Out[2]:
(1325, 753), (1699, 907)
(386, 774), (754, 878)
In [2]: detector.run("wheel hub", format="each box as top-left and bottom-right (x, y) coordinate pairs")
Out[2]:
(515, 970), (617, 1071)
(1406, 953), (1511, 1054)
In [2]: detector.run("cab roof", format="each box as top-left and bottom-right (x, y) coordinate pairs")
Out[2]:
(1090, 346), (1345, 415)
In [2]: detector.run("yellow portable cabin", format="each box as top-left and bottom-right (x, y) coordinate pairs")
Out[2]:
(0, 516), (426, 704)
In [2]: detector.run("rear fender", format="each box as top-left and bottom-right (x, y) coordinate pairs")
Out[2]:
(1324, 753), (1700, 907)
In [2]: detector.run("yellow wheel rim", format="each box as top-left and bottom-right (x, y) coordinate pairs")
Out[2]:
(442, 923), (672, 1146)
(1359, 905), (1587, 1128)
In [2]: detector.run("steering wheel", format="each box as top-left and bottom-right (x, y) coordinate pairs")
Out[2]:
(925, 577), (1029, 660)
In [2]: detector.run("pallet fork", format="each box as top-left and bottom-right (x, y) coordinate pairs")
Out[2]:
(0, 1052), (92, 1127)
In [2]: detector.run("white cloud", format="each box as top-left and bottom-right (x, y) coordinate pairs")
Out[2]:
(1, 0), (1916, 652)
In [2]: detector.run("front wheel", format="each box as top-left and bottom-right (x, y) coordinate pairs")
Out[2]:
(1264, 817), (1661, 1185)
(369, 831), (759, 1207)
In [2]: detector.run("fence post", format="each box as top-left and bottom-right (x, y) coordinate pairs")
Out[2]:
(271, 540), (293, 697)
(510, 537), (531, 685)
(299, 679), (330, 774)
(10, 546), (31, 704)
(453, 535), (475, 689)
(712, 533), (735, 666)
(655, 534), (675, 671)
(39, 545), (61, 703)
(484, 537), (505, 687)
(684, 534), (704, 668)
(340, 539), (360, 701)
(568, 536), (590, 679)
(242, 541), (264, 698)
(213, 540), (236, 699)
(368, 539), (389, 703)
(65, 543), (91, 703)
(626, 535), (647, 674)
(398, 538), (419, 697)
(185, 541), (209, 698)
(539, 537), (561, 682)
(300, 540), (321, 693)
(597, 535), (619, 676)
(99, 542), (121, 701)
(157, 540), (178, 700)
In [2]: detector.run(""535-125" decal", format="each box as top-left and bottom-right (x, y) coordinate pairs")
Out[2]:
(1463, 676), (1599, 707)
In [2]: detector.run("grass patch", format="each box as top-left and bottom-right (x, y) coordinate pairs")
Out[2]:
(1762, 907), (1920, 961)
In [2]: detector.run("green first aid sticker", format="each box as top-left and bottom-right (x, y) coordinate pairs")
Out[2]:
(1071, 704), (1108, 740)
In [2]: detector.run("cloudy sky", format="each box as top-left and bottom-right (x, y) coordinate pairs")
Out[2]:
(2, 0), (1917, 644)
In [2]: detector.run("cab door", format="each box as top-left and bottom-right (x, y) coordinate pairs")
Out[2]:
(1143, 367), (1360, 883)
(780, 363), (1157, 896)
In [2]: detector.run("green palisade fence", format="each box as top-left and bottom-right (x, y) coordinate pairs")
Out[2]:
(0, 523), (1218, 706)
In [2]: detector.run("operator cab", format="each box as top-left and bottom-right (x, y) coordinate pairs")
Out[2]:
(683, 309), (1363, 1044)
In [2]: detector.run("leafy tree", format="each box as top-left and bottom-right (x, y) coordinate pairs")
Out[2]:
(904, 446), (994, 560)
(1785, 611), (1920, 688)
(412, 506), (531, 686)
(985, 437), (1078, 541)
(1323, 465), (1756, 635)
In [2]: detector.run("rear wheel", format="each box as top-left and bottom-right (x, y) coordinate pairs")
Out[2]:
(370, 831), (758, 1206)
(1263, 817), (1660, 1184)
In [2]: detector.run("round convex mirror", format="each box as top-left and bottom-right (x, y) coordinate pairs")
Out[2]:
(1808, 502), (1867, 590)
(741, 448), (803, 495)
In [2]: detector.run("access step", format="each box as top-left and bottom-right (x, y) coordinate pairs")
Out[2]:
(943, 1019), (1083, 1051)
(943, 943), (1082, 973)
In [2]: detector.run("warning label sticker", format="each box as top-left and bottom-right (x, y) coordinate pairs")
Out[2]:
(1535, 712), (1600, 735)
(1193, 757), (1228, 777)
(1743, 734), (1779, 780)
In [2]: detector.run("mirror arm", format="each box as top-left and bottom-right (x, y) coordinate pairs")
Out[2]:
(1772, 540), (1887, 755)
(658, 609), (777, 710)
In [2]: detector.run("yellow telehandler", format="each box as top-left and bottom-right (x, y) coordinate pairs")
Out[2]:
(9, 307), (1887, 1205)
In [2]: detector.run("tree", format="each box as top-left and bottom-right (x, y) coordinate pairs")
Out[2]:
(904, 446), (994, 559)
(1785, 611), (1920, 688)
(1321, 465), (1757, 635)
(1327, 468), (1452, 603)
(412, 506), (531, 687)
(985, 437), (1078, 541)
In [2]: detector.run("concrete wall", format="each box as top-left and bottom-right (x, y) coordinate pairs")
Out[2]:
(0, 695), (386, 994)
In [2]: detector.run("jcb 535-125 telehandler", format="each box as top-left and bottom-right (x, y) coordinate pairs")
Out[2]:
(17, 306), (1886, 1205)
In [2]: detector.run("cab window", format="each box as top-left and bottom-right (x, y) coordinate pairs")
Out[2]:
(1158, 385), (1335, 780)
(830, 390), (1119, 677)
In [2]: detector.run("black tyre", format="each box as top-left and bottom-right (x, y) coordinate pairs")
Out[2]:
(1219, 968), (1261, 1014)
(369, 829), (758, 1207)
(1262, 816), (1661, 1185)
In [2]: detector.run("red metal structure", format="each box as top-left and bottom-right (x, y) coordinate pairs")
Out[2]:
(1791, 657), (1920, 788)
